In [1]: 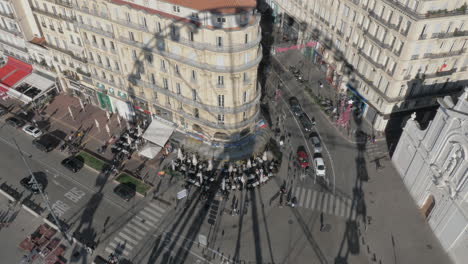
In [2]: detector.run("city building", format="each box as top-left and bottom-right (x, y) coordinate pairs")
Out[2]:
(30, 0), (262, 143)
(392, 88), (468, 263)
(0, 0), (57, 105)
(263, 0), (468, 131)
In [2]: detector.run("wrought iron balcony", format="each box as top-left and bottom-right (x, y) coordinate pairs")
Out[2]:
(45, 0), (72, 8)
(31, 7), (75, 22)
(172, 34), (261, 53)
(45, 43), (87, 63)
(137, 79), (260, 114)
(424, 69), (457, 78)
(76, 22), (114, 38)
(432, 30), (468, 39)
(423, 49), (465, 59)
(180, 108), (259, 130)
(0, 9), (14, 19)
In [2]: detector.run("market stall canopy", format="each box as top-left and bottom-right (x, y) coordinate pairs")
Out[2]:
(0, 56), (32, 93)
(138, 143), (162, 159)
(142, 118), (175, 147)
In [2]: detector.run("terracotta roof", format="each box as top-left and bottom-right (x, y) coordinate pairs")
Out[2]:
(163, 0), (257, 13)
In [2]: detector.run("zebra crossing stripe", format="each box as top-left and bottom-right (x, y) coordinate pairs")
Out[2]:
(294, 187), (301, 200)
(112, 237), (135, 249)
(105, 246), (130, 256)
(144, 206), (163, 218)
(122, 228), (143, 240)
(148, 203), (166, 214)
(339, 198), (347, 217)
(319, 192), (326, 211)
(118, 232), (139, 245)
(310, 191), (318, 210)
(134, 215), (157, 227)
(130, 218), (151, 230)
(334, 197), (341, 216)
(139, 210), (161, 222)
(305, 189), (312, 208)
(300, 188), (308, 207)
(125, 223), (146, 236)
(345, 199), (352, 217)
(327, 194), (335, 215)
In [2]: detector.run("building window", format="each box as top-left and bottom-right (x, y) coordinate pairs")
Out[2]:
(191, 70), (196, 81)
(176, 83), (181, 94)
(217, 17), (226, 23)
(218, 95), (224, 107)
(243, 91), (247, 103)
(192, 89), (197, 101)
(218, 114), (225, 123)
(110, 41), (115, 50)
(216, 37), (223, 47)
(97, 55), (102, 64)
(129, 31), (135, 41)
(157, 22), (162, 32)
(161, 60), (166, 71)
(173, 5), (180, 12)
(132, 50), (137, 59)
(194, 108), (199, 118)
(217, 76), (224, 86)
(243, 72), (248, 82)
(114, 62), (120, 71)
(189, 31), (194, 42)
(243, 112), (247, 121)
(88, 52), (94, 61)
(150, 73), (156, 85)
(191, 13), (199, 20)
(163, 78), (168, 89)
(175, 64), (180, 75)
(245, 34), (248, 44)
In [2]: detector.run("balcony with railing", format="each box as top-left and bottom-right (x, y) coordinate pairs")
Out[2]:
(31, 7), (75, 22)
(0, 25), (21, 36)
(119, 36), (263, 73)
(137, 79), (260, 114)
(172, 34), (261, 53)
(113, 18), (148, 32)
(0, 38), (28, 53)
(382, 0), (468, 20)
(91, 73), (123, 89)
(432, 30), (468, 39)
(358, 49), (384, 70)
(73, 4), (109, 19)
(362, 29), (391, 50)
(424, 69), (458, 79)
(423, 49), (465, 59)
(76, 22), (114, 38)
(180, 108), (259, 130)
(45, 0), (72, 8)
(0, 9), (14, 19)
(45, 43), (87, 63)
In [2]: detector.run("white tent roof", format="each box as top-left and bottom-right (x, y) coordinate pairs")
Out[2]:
(139, 143), (162, 159)
(142, 118), (175, 147)
(15, 73), (55, 92)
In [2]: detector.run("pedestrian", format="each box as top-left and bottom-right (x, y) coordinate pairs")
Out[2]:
(320, 213), (324, 231)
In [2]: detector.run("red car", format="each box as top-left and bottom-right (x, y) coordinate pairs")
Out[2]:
(297, 149), (310, 168)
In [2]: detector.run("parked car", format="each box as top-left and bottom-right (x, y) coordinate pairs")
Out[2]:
(0, 105), (7, 116)
(310, 135), (322, 153)
(61, 156), (84, 173)
(288, 97), (303, 116)
(314, 156), (326, 177)
(298, 113), (313, 132)
(296, 146), (310, 168)
(113, 183), (136, 201)
(22, 124), (43, 138)
(33, 133), (61, 152)
(20, 174), (46, 194)
(5, 116), (25, 128)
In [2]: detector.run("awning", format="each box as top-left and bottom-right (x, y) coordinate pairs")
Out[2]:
(346, 83), (367, 103)
(0, 57), (32, 88)
(142, 118), (175, 147)
(139, 143), (162, 159)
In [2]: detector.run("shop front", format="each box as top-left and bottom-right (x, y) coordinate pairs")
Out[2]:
(346, 83), (368, 119)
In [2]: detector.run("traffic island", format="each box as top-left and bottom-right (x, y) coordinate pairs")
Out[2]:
(76, 151), (108, 172)
(115, 173), (151, 197)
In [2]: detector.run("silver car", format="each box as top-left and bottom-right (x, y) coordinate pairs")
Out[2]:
(310, 136), (322, 153)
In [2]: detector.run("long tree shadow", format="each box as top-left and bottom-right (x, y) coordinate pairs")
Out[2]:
(334, 115), (369, 264)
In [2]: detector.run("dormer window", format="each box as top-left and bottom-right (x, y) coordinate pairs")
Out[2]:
(217, 17), (226, 23)
(173, 6), (180, 13)
(191, 13), (199, 20)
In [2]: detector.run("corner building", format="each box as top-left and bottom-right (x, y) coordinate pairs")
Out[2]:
(32, 0), (262, 143)
(265, 0), (468, 131)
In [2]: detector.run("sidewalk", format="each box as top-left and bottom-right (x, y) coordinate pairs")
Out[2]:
(272, 50), (385, 146)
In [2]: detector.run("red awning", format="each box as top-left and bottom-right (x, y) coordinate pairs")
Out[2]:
(0, 57), (32, 88)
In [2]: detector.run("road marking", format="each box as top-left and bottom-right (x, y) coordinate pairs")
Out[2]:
(126, 223), (146, 236)
(130, 218), (151, 230)
(334, 197), (341, 216)
(305, 189), (312, 208)
(294, 187), (301, 200)
(299, 188), (306, 206)
(134, 215), (157, 228)
(111, 238), (135, 250)
(340, 199), (347, 217)
(51, 180), (67, 190)
(345, 199), (352, 217)
(139, 210), (161, 222)
(122, 228), (143, 240)
(327, 194), (335, 215)
(148, 203), (166, 214)
(118, 232), (139, 245)
(143, 206), (163, 218)
(105, 246), (130, 256)
(310, 191), (318, 210)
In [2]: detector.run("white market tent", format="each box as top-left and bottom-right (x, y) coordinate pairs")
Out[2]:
(139, 143), (162, 159)
(142, 118), (175, 147)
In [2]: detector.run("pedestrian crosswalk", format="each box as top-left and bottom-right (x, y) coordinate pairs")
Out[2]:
(105, 202), (166, 257)
(294, 187), (357, 219)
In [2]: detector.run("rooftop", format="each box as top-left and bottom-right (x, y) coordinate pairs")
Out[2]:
(113, 0), (256, 14)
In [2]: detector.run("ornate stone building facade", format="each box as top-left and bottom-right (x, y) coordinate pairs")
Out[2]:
(30, 0), (261, 143)
(264, 0), (468, 132)
(392, 88), (468, 263)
